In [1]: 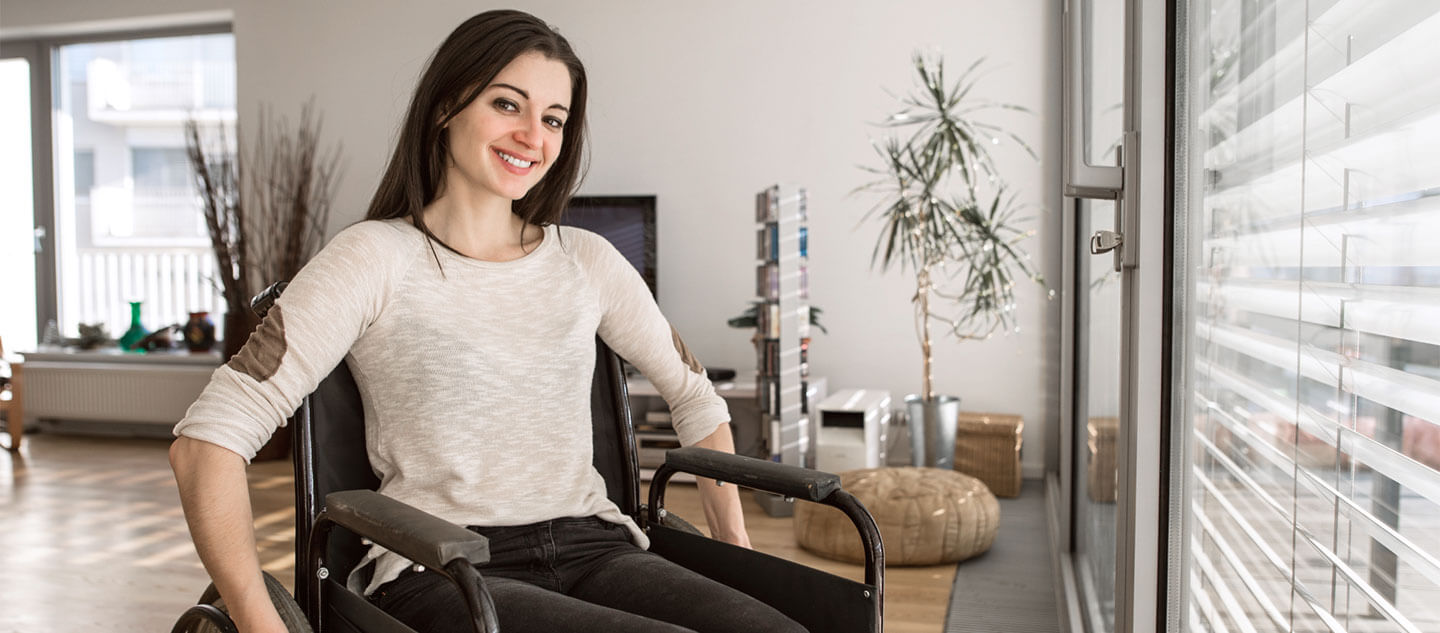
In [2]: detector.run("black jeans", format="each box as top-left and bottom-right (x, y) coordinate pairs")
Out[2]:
(369, 516), (806, 633)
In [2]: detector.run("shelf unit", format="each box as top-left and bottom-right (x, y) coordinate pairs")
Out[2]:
(754, 184), (812, 471)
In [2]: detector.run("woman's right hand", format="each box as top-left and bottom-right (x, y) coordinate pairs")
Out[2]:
(230, 601), (290, 633)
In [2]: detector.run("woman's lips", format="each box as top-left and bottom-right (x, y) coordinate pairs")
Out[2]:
(494, 148), (536, 175)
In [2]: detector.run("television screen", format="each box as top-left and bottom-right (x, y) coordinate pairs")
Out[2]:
(561, 195), (657, 298)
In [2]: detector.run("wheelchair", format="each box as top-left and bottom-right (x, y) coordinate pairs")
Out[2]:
(171, 282), (885, 633)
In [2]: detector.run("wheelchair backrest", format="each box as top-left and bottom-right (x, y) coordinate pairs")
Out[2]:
(289, 336), (642, 590)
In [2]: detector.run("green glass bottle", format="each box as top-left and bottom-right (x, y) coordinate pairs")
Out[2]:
(118, 300), (150, 352)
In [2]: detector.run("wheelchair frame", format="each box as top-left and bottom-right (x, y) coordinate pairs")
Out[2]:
(173, 282), (885, 633)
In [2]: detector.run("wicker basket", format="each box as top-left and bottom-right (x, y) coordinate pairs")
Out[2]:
(1087, 417), (1119, 503)
(953, 412), (1023, 498)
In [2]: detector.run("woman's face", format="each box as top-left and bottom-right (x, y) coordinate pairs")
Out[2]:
(444, 51), (572, 202)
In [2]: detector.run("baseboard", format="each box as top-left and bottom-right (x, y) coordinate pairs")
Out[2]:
(36, 418), (175, 440)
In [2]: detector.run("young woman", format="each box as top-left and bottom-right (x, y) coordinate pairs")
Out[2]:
(170, 10), (805, 633)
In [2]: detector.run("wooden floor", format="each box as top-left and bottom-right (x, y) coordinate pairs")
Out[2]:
(0, 434), (957, 632)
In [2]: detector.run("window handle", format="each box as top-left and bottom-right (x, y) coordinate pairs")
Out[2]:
(1090, 230), (1122, 255)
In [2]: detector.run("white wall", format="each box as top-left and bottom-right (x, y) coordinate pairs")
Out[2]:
(3, 0), (1064, 476)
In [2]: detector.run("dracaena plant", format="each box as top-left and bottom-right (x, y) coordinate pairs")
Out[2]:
(858, 54), (1047, 402)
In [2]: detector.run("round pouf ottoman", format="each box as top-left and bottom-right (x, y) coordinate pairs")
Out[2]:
(794, 467), (999, 566)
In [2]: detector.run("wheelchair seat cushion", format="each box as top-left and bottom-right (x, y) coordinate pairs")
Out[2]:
(793, 466), (999, 566)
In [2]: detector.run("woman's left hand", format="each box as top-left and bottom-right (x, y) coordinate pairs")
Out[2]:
(692, 424), (754, 550)
(711, 523), (753, 550)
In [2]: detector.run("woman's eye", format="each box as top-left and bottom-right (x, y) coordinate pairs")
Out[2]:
(545, 117), (566, 130)
(494, 98), (518, 112)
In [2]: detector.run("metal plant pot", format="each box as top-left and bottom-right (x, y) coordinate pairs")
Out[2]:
(906, 394), (961, 469)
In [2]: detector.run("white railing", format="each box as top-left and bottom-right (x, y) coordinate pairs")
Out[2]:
(66, 246), (229, 339)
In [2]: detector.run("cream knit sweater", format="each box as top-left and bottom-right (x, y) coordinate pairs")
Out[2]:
(174, 218), (729, 594)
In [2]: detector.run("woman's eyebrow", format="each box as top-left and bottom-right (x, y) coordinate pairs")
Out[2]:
(491, 82), (569, 113)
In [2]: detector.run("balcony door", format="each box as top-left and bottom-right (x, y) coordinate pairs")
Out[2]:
(0, 43), (43, 351)
(1061, 0), (1171, 630)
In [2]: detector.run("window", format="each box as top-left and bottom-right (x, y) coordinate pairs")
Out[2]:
(131, 147), (190, 193)
(73, 149), (93, 198)
(1179, 0), (1440, 631)
(44, 30), (235, 338)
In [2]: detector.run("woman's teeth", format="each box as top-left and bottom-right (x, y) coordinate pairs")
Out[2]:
(498, 151), (534, 168)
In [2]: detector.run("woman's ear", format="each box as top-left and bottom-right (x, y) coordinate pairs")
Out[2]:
(435, 97), (456, 128)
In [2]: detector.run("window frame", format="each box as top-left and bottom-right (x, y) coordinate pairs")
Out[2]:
(1, 21), (232, 339)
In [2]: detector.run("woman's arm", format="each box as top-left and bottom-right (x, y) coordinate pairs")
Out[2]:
(169, 222), (408, 631)
(689, 422), (752, 548)
(577, 228), (751, 544)
(170, 436), (288, 633)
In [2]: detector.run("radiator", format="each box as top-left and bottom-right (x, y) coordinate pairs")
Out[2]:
(23, 354), (221, 425)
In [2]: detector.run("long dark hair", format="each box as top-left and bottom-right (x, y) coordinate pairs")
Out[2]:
(364, 10), (587, 257)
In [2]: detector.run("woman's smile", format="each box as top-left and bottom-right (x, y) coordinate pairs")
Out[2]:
(494, 148), (538, 174)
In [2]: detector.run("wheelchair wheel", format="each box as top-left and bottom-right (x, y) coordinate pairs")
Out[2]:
(175, 571), (313, 633)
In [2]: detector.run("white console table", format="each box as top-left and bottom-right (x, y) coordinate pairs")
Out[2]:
(19, 347), (222, 428)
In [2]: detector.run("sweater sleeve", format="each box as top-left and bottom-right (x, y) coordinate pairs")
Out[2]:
(173, 221), (404, 461)
(581, 230), (730, 447)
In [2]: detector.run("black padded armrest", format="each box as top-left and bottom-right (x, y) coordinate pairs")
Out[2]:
(324, 490), (490, 570)
(662, 447), (840, 502)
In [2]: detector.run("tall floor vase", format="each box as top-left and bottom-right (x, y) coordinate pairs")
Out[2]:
(224, 309), (290, 461)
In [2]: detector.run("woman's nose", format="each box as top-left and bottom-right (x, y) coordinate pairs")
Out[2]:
(513, 116), (545, 149)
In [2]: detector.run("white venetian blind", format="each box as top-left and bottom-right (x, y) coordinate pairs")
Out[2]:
(1184, 0), (1440, 631)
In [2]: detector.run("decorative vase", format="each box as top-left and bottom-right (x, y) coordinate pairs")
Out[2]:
(118, 301), (150, 352)
(906, 394), (962, 469)
(184, 312), (217, 353)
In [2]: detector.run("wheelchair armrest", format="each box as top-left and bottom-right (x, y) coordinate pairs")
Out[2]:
(324, 490), (490, 570)
(661, 446), (840, 502)
(650, 447), (885, 593)
(250, 281), (288, 317)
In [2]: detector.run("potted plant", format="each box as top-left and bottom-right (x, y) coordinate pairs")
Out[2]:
(858, 54), (1046, 468)
(727, 303), (827, 381)
(727, 303), (828, 339)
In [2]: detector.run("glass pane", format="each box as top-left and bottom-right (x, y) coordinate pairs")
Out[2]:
(1178, 0), (1440, 630)
(52, 33), (235, 339)
(0, 57), (37, 352)
(1075, 198), (1122, 632)
(1084, 0), (1126, 167)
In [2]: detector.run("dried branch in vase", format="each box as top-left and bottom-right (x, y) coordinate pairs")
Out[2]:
(184, 99), (343, 313)
(184, 120), (248, 311)
(246, 101), (342, 286)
